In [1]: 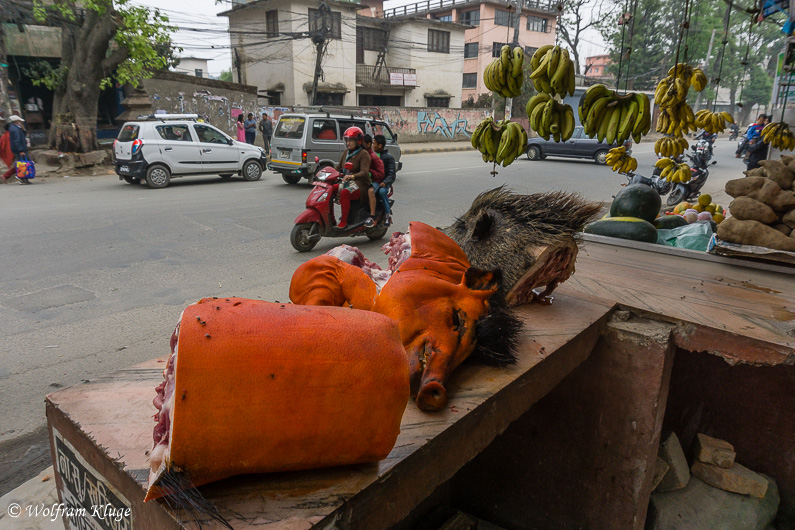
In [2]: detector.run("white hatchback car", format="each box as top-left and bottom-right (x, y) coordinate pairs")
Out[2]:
(113, 114), (268, 188)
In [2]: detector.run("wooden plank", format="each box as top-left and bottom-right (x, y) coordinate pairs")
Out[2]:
(565, 240), (795, 364)
(47, 291), (613, 529)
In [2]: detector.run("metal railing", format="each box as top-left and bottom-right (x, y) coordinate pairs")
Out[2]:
(356, 64), (417, 88)
(383, 0), (555, 18)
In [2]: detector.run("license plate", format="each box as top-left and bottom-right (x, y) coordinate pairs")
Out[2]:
(119, 165), (130, 173)
(280, 150), (290, 158)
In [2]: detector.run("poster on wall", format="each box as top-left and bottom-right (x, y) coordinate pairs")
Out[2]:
(404, 73), (417, 86)
(390, 73), (404, 86)
(230, 108), (243, 118)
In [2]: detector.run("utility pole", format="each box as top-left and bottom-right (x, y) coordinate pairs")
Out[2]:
(504, 0), (523, 121)
(693, 29), (716, 112)
(310, 2), (331, 106)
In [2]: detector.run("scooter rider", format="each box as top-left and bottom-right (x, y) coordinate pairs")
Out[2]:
(334, 127), (372, 229)
(372, 134), (395, 226)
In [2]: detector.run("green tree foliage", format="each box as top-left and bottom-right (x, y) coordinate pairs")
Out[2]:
(219, 69), (234, 83)
(600, 0), (785, 116)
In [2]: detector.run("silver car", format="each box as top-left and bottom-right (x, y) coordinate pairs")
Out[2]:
(113, 114), (268, 188)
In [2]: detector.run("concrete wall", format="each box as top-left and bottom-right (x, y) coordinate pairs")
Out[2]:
(139, 72), (259, 137)
(380, 106), (491, 141)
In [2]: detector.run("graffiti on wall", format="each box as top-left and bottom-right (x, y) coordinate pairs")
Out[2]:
(417, 111), (471, 138)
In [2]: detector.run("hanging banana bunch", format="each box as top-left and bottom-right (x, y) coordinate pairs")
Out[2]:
(484, 45), (525, 98)
(529, 45), (575, 98)
(654, 136), (689, 158)
(665, 63), (708, 93)
(694, 110), (735, 134)
(605, 146), (637, 173)
(471, 117), (528, 167)
(579, 84), (651, 144)
(655, 158), (692, 183)
(526, 93), (575, 142)
(655, 63), (707, 110)
(656, 102), (697, 136)
(761, 121), (795, 150)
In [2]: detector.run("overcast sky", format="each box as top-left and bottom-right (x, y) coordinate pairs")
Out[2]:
(131, 0), (607, 78)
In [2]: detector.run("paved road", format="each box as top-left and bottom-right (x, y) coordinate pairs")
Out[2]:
(0, 138), (745, 494)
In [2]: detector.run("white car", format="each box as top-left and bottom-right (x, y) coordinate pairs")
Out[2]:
(113, 114), (268, 188)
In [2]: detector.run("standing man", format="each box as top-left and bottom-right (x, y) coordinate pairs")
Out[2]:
(244, 113), (257, 145)
(259, 112), (273, 155)
(8, 115), (29, 184)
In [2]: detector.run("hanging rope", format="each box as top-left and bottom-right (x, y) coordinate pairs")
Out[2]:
(614, 0), (631, 91)
(671, 0), (691, 84)
(710, 2), (732, 114)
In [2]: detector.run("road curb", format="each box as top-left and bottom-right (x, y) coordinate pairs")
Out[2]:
(402, 145), (474, 155)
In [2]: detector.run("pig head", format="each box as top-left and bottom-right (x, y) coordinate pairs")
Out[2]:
(290, 222), (501, 411)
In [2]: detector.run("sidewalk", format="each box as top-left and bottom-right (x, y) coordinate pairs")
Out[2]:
(401, 140), (474, 154)
(0, 467), (60, 529)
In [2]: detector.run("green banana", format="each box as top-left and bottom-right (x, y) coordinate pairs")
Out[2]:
(530, 101), (546, 133)
(501, 45), (511, 70)
(511, 47), (524, 78)
(531, 44), (553, 70)
(618, 100), (638, 142)
(550, 49), (569, 95)
(561, 106), (575, 141)
(597, 106), (613, 143)
(546, 47), (560, 80)
(585, 95), (612, 137)
(605, 104), (621, 144)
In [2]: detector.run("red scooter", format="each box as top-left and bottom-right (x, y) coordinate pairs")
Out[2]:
(290, 162), (393, 252)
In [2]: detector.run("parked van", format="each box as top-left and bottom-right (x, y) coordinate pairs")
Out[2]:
(268, 111), (402, 184)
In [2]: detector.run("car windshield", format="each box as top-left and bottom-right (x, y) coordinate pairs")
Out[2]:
(118, 125), (139, 142)
(274, 117), (305, 139)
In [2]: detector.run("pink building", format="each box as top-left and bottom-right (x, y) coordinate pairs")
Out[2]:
(585, 54), (612, 78)
(383, 0), (558, 103)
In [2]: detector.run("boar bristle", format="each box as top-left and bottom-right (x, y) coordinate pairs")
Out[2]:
(155, 469), (233, 529)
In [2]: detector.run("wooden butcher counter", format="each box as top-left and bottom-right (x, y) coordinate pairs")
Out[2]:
(45, 237), (795, 529)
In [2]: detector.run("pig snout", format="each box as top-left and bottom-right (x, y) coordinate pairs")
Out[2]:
(416, 381), (447, 411)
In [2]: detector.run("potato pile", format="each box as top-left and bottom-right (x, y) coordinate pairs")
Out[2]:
(719, 156), (795, 252)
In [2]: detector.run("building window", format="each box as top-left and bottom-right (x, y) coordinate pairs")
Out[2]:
(309, 8), (342, 39)
(359, 27), (386, 51)
(436, 14), (452, 22)
(428, 29), (450, 53)
(267, 91), (281, 105)
(266, 10), (279, 36)
(315, 92), (344, 105)
(426, 97), (450, 107)
(492, 42), (508, 58)
(460, 10), (479, 25)
(524, 46), (538, 58)
(462, 73), (477, 88)
(464, 42), (478, 59)
(194, 69), (203, 78)
(526, 15), (548, 32)
(495, 10), (513, 27)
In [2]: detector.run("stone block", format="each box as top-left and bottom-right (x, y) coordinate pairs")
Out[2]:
(647, 475), (779, 530)
(651, 456), (670, 491)
(694, 433), (736, 468)
(656, 432), (689, 492)
(76, 150), (107, 167)
(691, 461), (769, 498)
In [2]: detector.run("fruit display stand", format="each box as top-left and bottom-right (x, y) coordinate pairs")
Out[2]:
(45, 239), (795, 529)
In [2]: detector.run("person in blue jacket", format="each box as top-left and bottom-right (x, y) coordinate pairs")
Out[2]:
(7, 115), (29, 184)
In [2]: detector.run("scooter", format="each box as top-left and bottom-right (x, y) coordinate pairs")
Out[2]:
(627, 164), (672, 197)
(665, 148), (717, 207)
(290, 162), (393, 252)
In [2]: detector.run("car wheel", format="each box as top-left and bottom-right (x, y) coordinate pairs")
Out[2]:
(594, 150), (608, 165)
(219, 173), (234, 180)
(242, 160), (262, 181)
(282, 173), (302, 184)
(145, 164), (171, 189)
(290, 222), (319, 252)
(526, 146), (541, 161)
(122, 176), (140, 185)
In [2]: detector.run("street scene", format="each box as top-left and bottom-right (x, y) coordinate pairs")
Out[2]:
(1, 0), (794, 528)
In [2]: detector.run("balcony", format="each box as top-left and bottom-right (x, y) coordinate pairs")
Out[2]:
(356, 64), (418, 88)
(383, 0), (556, 18)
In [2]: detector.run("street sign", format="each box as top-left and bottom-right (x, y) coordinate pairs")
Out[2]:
(390, 72), (404, 85)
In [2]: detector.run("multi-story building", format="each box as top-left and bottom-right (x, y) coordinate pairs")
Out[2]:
(383, 0), (558, 104)
(173, 57), (211, 78)
(220, 0), (467, 107)
(585, 54), (612, 79)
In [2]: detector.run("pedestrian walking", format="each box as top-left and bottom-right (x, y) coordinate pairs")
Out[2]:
(236, 114), (246, 143)
(7, 115), (30, 184)
(259, 112), (273, 155)
(244, 113), (257, 145)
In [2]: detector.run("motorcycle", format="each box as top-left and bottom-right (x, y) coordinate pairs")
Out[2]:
(290, 161), (393, 252)
(693, 130), (717, 160)
(629, 163), (673, 197)
(728, 126), (739, 141)
(665, 147), (717, 207)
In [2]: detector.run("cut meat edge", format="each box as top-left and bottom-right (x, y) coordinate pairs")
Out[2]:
(504, 237), (579, 307)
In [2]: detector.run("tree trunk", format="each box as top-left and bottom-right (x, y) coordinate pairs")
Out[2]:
(49, 8), (120, 153)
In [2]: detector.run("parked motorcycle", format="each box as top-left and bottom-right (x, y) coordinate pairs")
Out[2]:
(665, 148), (717, 207)
(290, 162), (393, 252)
(628, 164), (673, 197)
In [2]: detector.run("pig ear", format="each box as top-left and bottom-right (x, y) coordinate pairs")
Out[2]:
(470, 210), (493, 241)
(463, 267), (501, 291)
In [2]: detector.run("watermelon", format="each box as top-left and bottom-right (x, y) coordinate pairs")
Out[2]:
(584, 216), (658, 243)
(610, 184), (662, 223)
(654, 215), (688, 230)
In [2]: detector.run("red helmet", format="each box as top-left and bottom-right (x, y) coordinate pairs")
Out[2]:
(343, 126), (364, 146)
